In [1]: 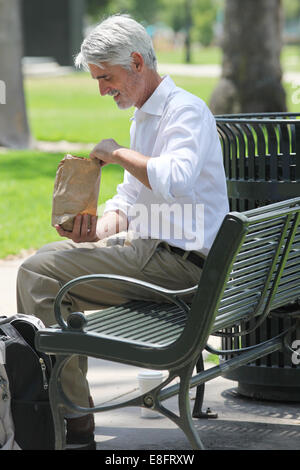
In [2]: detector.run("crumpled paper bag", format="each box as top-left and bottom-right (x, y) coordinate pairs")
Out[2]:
(51, 154), (101, 232)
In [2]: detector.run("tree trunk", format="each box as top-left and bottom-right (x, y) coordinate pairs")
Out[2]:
(185, 0), (192, 64)
(210, 0), (287, 114)
(0, 0), (31, 148)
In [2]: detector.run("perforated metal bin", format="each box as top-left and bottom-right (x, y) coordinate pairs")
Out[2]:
(215, 113), (300, 401)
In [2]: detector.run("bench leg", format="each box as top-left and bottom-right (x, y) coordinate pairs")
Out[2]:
(177, 363), (205, 450)
(192, 354), (218, 419)
(49, 355), (70, 450)
(192, 354), (205, 417)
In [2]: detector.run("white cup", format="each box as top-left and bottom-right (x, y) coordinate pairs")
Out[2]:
(137, 370), (164, 418)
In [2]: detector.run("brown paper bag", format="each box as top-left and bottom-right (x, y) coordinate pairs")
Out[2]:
(51, 154), (101, 232)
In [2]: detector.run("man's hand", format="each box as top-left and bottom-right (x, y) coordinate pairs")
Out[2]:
(89, 139), (123, 167)
(55, 214), (99, 243)
(90, 139), (152, 189)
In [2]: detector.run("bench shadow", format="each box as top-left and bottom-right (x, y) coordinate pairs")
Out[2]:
(94, 418), (300, 450)
(220, 387), (300, 420)
(90, 384), (300, 451)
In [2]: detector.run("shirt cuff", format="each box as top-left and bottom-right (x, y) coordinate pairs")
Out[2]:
(103, 197), (130, 218)
(147, 156), (175, 203)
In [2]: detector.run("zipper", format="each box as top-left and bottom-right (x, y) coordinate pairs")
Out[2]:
(0, 375), (9, 401)
(39, 358), (48, 390)
(2, 320), (51, 393)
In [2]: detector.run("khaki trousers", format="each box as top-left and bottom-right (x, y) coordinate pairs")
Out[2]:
(16, 232), (202, 409)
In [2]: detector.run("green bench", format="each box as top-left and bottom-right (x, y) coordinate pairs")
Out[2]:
(35, 196), (300, 450)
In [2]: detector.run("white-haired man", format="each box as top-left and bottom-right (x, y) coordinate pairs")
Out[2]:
(17, 14), (229, 449)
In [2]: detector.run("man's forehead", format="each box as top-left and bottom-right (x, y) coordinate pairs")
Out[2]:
(88, 63), (121, 78)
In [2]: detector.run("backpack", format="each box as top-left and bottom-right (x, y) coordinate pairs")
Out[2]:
(0, 314), (55, 450)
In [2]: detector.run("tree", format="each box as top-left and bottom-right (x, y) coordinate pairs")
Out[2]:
(0, 0), (31, 148)
(282, 0), (300, 21)
(192, 0), (218, 47)
(160, 0), (218, 62)
(210, 0), (287, 114)
(86, 0), (162, 25)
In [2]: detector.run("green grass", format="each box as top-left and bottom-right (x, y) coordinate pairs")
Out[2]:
(281, 44), (300, 73)
(156, 44), (300, 73)
(1, 46), (299, 258)
(156, 45), (222, 65)
(24, 73), (133, 145)
(205, 353), (220, 365)
(24, 71), (299, 147)
(23, 43), (300, 144)
(0, 150), (124, 258)
(24, 73), (218, 143)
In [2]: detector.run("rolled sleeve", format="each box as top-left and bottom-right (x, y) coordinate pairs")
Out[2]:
(104, 170), (141, 216)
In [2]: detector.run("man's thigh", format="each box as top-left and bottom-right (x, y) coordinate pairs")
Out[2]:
(19, 234), (201, 321)
(19, 236), (161, 315)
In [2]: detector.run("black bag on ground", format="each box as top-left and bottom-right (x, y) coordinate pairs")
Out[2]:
(0, 314), (55, 450)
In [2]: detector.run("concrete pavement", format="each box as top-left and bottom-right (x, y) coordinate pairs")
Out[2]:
(1, 254), (300, 451)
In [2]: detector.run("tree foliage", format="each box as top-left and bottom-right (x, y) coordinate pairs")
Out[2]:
(282, 0), (300, 21)
(86, 0), (220, 47)
(86, 0), (162, 24)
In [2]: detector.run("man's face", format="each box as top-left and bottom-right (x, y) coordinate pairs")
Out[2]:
(89, 62), (141, 110)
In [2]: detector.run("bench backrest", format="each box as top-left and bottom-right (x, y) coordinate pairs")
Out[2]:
(216, 113), (300, 211)
(176, 196), (300, 364)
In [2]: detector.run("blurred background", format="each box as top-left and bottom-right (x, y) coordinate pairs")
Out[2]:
(0, 0), (299, 258)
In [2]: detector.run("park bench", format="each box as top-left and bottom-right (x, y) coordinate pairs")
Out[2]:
(35, 195), (300, 450)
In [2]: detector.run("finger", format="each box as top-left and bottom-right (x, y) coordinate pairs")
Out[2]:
(81, 213), (89, 237)
(89, 215), (98, 239)
(90, 155), (105, 166)
(90, 153), (106, 167)
(89, 151), (102, 160)
(72, 214), (83, 238)
(55, 225), (72, 239)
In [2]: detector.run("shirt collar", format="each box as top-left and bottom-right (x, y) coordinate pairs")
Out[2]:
(132, 75), (176, 120)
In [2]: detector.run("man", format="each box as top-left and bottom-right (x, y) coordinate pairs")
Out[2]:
(17, 14), (229, 449)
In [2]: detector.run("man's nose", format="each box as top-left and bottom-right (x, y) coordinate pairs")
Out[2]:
(98, 80), (109, 96)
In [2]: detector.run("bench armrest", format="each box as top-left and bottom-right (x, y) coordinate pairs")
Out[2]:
(54, 274), (197, 329)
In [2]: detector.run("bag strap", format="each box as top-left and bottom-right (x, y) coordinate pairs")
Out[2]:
(0, 323), (26, 344)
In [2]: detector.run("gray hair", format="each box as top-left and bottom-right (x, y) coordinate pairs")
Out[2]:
(75, 14), (157, 71)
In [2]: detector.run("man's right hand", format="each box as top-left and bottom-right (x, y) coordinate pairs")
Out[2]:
(55, 214), (99, 243)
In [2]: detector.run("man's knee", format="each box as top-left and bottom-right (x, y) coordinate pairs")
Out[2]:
(18, 252), (42, 277)
(36, 239), (75, 255)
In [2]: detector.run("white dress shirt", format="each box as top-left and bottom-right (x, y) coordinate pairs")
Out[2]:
(104, 75), (229, 255)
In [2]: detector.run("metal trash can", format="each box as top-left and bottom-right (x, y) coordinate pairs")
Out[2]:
(215, 112), (300, 401)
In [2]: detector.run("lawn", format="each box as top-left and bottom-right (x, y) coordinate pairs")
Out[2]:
(24, 73), (133, 145)
(1, 43), (299, 258)
(156, 44), (300, 73)
(23, 43), (300, 144)
(24, 73), (218, 144)
(156, 45), (222, 65)
(0, 150), (124, 258)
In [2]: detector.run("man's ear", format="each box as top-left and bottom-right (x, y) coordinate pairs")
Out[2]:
(131, 52), (144, 72)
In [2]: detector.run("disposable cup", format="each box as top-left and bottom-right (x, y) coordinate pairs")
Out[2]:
(137, 370), (164, 418)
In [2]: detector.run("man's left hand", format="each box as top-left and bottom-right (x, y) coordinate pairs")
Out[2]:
(89, 139), (124, 166)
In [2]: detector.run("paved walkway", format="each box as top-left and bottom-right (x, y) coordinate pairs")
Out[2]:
(23, 58), (300, 85)
(1, 254), (300, 451)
